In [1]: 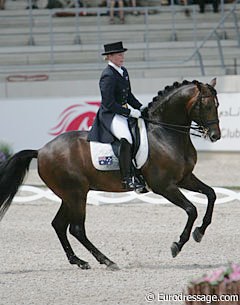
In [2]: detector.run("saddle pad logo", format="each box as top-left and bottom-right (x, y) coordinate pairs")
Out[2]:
(98, 156), (113, 166)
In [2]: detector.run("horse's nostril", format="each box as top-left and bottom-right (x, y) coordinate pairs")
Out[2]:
(210, 131), (221, 142)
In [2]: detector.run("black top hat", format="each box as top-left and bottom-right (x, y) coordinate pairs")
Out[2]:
(102, 41), (128, 55)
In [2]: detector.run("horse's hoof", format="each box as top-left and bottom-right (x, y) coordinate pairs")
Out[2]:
(171, 242), (180, 258)
(69, 256), (91, 270)
(107, 263), (120, 271)
(79, 262), (91, 270)
(192, 227), (203, 243)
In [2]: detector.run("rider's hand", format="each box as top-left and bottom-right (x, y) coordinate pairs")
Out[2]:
(130, 109), (141, 119)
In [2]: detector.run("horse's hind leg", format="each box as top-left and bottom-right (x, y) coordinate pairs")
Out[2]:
(179, 173), (216, 243)
(52, 201), (91, 269)
(68, 194), (119, 271)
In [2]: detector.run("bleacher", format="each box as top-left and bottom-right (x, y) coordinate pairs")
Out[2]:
(0, 0), (239, 81)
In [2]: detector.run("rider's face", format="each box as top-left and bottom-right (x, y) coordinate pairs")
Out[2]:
(108, 52), (125, 67)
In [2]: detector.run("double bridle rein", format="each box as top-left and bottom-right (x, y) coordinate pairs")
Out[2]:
(141, 115), (207, 138)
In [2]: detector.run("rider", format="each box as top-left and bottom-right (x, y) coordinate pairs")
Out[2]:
(87, 41), (146, 192)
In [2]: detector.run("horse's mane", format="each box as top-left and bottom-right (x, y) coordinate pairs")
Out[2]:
(147, 80), (200, 113)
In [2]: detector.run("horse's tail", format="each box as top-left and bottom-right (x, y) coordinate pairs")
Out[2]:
(0, 149), (38, 221)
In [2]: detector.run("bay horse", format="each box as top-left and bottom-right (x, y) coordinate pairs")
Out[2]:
(0, 78), (220, 270)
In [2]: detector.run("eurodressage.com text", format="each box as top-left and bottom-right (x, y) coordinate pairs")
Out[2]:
(145, 291), (240, 303)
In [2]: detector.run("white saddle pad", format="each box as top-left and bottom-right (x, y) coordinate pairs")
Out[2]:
(90, 118), (148, 171)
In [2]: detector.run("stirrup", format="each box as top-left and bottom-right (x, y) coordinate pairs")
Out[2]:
(134, 175), (148, 194)
(122, 177), (135, 191)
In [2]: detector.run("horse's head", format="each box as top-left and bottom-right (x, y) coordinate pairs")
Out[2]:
(143, 79), (221, 142)
(186, 78), (221, 142)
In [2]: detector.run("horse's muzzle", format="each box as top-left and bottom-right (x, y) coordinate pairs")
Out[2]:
(208, 128), (221, 142)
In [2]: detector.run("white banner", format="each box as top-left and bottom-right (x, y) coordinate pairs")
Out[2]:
(0, 93), (240, 152)
(1, 96), (100, 151)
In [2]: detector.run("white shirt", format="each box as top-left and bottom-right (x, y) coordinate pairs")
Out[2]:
(108, 61), (123, 76)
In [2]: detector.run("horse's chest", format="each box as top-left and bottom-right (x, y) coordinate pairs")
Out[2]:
(183, 155), (195, 173)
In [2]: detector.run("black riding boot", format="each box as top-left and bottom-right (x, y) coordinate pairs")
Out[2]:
(119, 139), (135, 191)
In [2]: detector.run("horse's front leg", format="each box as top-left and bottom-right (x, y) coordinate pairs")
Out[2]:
(154, 185), (198, 258)
(179, 173), (216, 243)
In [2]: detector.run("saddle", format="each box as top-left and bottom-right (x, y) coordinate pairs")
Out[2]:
(112, 117), (140, 163)
(90, 118), (148, 171)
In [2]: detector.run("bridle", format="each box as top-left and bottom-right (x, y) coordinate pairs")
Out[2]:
(187, 85), (219, 130)
(141, 85), (219, 138)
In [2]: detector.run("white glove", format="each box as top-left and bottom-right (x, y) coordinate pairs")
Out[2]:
(130, 108), (141, 119)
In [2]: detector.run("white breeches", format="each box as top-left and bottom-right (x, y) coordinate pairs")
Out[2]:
(110, 114), (133, 144)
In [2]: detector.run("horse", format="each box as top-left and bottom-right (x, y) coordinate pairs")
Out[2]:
(0, 78), (221, 271)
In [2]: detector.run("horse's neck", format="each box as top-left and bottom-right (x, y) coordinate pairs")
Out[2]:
(148, 84), (199, 126)
(166, 107), (190, 125)
(149, 102), (191, 126)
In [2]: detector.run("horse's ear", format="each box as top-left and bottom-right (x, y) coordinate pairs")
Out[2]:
(210, 78), (217, 87)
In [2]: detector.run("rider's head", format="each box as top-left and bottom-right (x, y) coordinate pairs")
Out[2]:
(102, 41), (127, 67)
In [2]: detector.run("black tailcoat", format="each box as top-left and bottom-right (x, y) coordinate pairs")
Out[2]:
(87, 65), (142, 143)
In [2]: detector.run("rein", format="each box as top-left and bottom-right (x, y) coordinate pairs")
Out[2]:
(140, 115), (207, 138)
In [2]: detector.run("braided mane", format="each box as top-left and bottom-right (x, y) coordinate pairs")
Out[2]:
(141, 80), (201, 118)
(151, 80), (200, 108)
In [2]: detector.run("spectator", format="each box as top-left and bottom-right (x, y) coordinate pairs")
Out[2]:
(171, 0), (190, 16)
(26, 0), (38, 9)
(0, 0), (5, 9)
(99, 0), (107, 6)
(181, 0), (190, 16)
(199, 0), (219, 13)
(126, 0), (139, 15)
(109, 0), (125, 24)
(45, 0), (83, 9)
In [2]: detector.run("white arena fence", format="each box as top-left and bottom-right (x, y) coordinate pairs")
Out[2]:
(13, 185), (240, 206)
